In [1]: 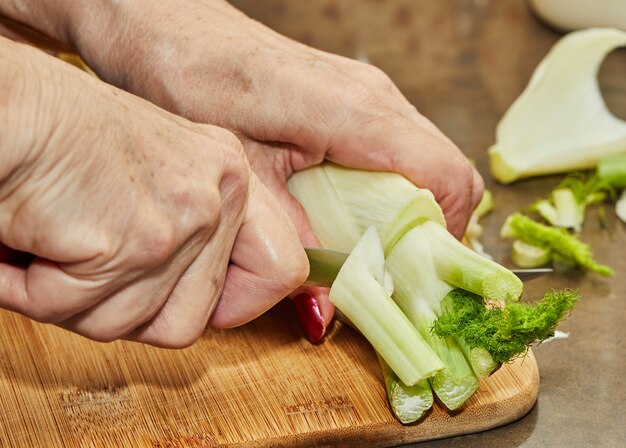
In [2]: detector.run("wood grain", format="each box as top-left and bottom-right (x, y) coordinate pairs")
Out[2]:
(0, 301), (538, 447)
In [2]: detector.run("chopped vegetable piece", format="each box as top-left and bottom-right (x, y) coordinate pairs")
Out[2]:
(378, 355), (433, 424)
(475, 190), (494, 218)
(558, 172), (614, 205)
(530, 172), (613, 231)
(329, 226), (444, 385)
(501, 213), (613, 275)
(465, 190), (494, 259)
(488, 28), (626, 183)
(511, 240), (553, 268)
(289, 163), (582, 420)
(551, 188), (583, 231)
(387, 228), (478, 410)
(287, 162), (445, 253)
(598, 154), (626, 188)
(433, 288), (581, 364)
(414, 221), (523, 302)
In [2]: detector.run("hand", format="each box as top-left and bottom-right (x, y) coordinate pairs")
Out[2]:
(0, 38), (307, 346)
(0, 0), (484, 340)
(81, 2), (483, 235)
(84, 1), (482, 337)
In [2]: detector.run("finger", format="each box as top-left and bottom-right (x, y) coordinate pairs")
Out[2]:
(126, 237), (230, 348)
(258, 170), (335, 335)
(471, 167), (485, 212)
(0, 262), (27, 312)
(210, 174), (308, 329)
(59, 260), (184, 343)
(0, 258), (113, 323)
(243, 142), (335, 333)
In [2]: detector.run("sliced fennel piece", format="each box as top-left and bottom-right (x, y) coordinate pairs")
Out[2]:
(386, 228), (479, 410)
(512, 240), (553, 268)
(377, 355), (433, 424)
(286, 164), (362, 253)
(337, 304), (433, 423)
(617, 190), (626, 223)
(552, 188), (584, 231)
(464, 189), (495, 260)
(533, 199), (559, 227)
(329, 226), (443, 385)
(532, 188), (584, 231)
(475, 190), (494, 218)
(598, 154), (626, 188)
(488, 28), (626, 183)
(288, 162), (446, 253)
(465, 211), (493, 260)
(416, 221), (523, 302)
(323, 163), (422, 232)
(501, 213), (613, 275)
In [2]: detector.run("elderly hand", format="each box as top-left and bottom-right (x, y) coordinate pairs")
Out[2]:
(0, 38), (307, 346)
(1, 0), (483, 341)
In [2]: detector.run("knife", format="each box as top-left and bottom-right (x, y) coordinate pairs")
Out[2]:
(303, 247), (553, 287)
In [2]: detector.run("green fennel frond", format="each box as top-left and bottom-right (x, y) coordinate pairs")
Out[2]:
(432, 288), (580, 364)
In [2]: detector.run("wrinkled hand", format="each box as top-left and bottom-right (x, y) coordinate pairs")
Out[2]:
(10, 0), (483, 338)
(0, 38), (307, 346)
(87, 2), (483, 235)
(73, 1), (483, 336)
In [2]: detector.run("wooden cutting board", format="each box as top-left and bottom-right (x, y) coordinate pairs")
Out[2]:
(0, 300), (539, 447)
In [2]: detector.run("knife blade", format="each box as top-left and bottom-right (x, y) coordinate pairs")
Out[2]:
(303, 247), (553, 287)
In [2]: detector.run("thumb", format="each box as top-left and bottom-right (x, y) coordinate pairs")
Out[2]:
(209, 173), (308, 328)
(240, 140), (336, 341)
(255, 166), (336, 341)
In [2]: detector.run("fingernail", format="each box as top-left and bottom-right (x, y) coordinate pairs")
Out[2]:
(293, 292), (325, 343)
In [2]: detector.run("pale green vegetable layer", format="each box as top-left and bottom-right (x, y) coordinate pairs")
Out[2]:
(329, 227), (444, 386)
(489, 28), (626, 183)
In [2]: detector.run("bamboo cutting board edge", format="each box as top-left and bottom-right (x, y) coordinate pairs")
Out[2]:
(0, 303), (540, 448)
(217, 353), (540, 448)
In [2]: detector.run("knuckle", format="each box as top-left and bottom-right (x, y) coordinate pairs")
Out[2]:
(171, 179), (224, 237)
(135, 219), (178, 268)
(364, 65), (397, 91)
(219, 150), (250, 213)
(194, 185), (223, 234)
